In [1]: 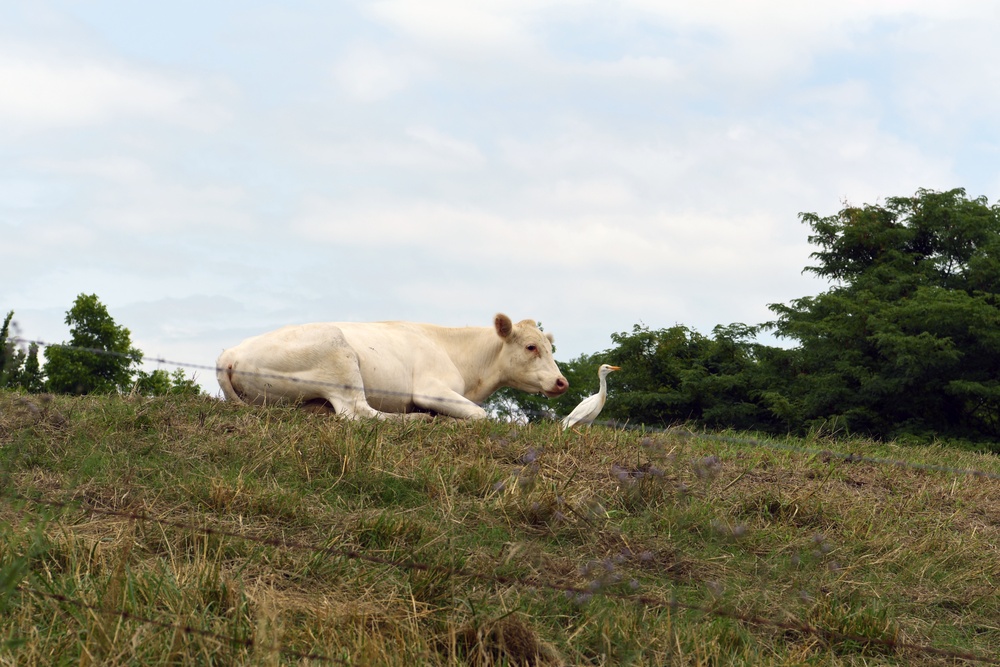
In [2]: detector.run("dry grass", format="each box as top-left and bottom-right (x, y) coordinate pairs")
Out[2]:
(1, 390), (999, 665)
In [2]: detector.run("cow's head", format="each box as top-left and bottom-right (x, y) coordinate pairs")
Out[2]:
(494, 313), (569, 398)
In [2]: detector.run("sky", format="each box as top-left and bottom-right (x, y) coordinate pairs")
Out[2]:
(3, 1), (1000, 395)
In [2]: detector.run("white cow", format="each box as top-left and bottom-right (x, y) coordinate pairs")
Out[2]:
(216, 313), (568, 420)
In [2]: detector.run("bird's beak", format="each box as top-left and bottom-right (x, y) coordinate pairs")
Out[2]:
(609, 366), (621, 371)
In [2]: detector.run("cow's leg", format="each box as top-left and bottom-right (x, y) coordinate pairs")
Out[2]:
(411, 380), (489, 419)
(308, 331), (387, 419)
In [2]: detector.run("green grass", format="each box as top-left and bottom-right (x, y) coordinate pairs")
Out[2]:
(1, 391), (1000, 665)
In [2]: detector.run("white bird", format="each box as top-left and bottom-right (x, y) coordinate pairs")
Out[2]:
(561, 364), (621, 432)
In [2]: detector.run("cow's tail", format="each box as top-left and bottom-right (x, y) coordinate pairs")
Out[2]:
(216, 351), (246, 403)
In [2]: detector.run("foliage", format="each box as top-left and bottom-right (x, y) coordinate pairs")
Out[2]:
(599, 323), (784, 431)
(3, 301), (202, 398)
(1, 312), (44, 393)
(768, 188), (1000, 440)
(43, 294), (143, 395)
(499, 323), (788, 432)
(133, 367), (203, 397)
(0, 311), (15, 382)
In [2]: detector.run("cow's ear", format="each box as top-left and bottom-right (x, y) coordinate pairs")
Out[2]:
(494, 313), (513, 339)
(545, 332), (555, 344)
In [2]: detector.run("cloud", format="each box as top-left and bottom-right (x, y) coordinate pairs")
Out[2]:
(11, 155), (255, 235)
(0, 46), (227, 131)
(585, 55), (682, 83)
(621, 1), (962, 38)
(295, 124), (485, 172)
(405, 126), (485, 165)
(500, 111), (952, 216)
(367, 0), (543, 51)
(289, 193), (799, 289)
(3, 0), (998, 380)
(331, 43), (433, 102)
(542, 178), (637, 210)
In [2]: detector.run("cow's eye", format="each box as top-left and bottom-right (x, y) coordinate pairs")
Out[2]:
(526, 344), (537, 353)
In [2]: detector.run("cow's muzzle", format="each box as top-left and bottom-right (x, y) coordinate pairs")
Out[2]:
(544, 377), (569, 397)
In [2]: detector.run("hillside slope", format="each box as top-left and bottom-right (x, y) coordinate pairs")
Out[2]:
(1, 391), (999, 665)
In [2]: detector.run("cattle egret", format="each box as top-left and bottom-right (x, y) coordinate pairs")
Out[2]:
(561, 364), (621, 431)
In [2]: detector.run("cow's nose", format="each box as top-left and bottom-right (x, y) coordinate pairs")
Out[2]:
(554, 377), (568, 392)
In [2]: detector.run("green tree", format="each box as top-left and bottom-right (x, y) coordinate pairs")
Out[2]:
(1, 311), (19, 386)
(166, 367), (202, 396)
(601, 324), (705, 426)
(490, 323), (787, 431)
(134, 367), (202, 397)
(9, 341), (45, 393)
(134, 369), (173, 396)
(44, 294), (143, 395)
(597, 323), (780, 430)
(768, 188), (1000, 440)
(1, 311), (44, 393)
(487, 188), (1000, 443)
(19, 342), (45, 393)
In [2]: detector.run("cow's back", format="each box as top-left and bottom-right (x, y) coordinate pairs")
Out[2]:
(217, 323), (366, 406)
(217, 321), (451, 411)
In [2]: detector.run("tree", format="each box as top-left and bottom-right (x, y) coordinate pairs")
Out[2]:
(133, 369), (173, 397)
(768, 188), (1000, 439)
(489, 322), (787, 431)
(1, 311), (19, 386)
(598, 323), (780, 430)
(44, 294), (143, 395)
(166, 368), (202, 396)
(8, 341), (45, 393)
(1, 311), (44, 392)
(134, 367), (203, 397)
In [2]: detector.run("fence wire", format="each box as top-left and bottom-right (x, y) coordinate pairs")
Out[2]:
(10, 335), (1000, 483)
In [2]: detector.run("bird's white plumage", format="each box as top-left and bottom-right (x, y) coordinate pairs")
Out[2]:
(561, 364), (620, 430)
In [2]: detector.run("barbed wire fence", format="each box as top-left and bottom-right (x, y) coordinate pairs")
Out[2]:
(11, 335), (1000, 482)
(2, 335), (1000, 663)
(4, 488), (998, 665)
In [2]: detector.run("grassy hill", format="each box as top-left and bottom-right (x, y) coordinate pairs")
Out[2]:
(1, 390), (999, 665)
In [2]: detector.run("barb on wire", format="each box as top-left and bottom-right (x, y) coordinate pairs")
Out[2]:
(4, 489), (999, 665)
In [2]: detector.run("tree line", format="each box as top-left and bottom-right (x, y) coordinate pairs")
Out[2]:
(494, 188), (1000, 447)
(1, 294), (200, 397)
(6, 188), (1000, 446)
